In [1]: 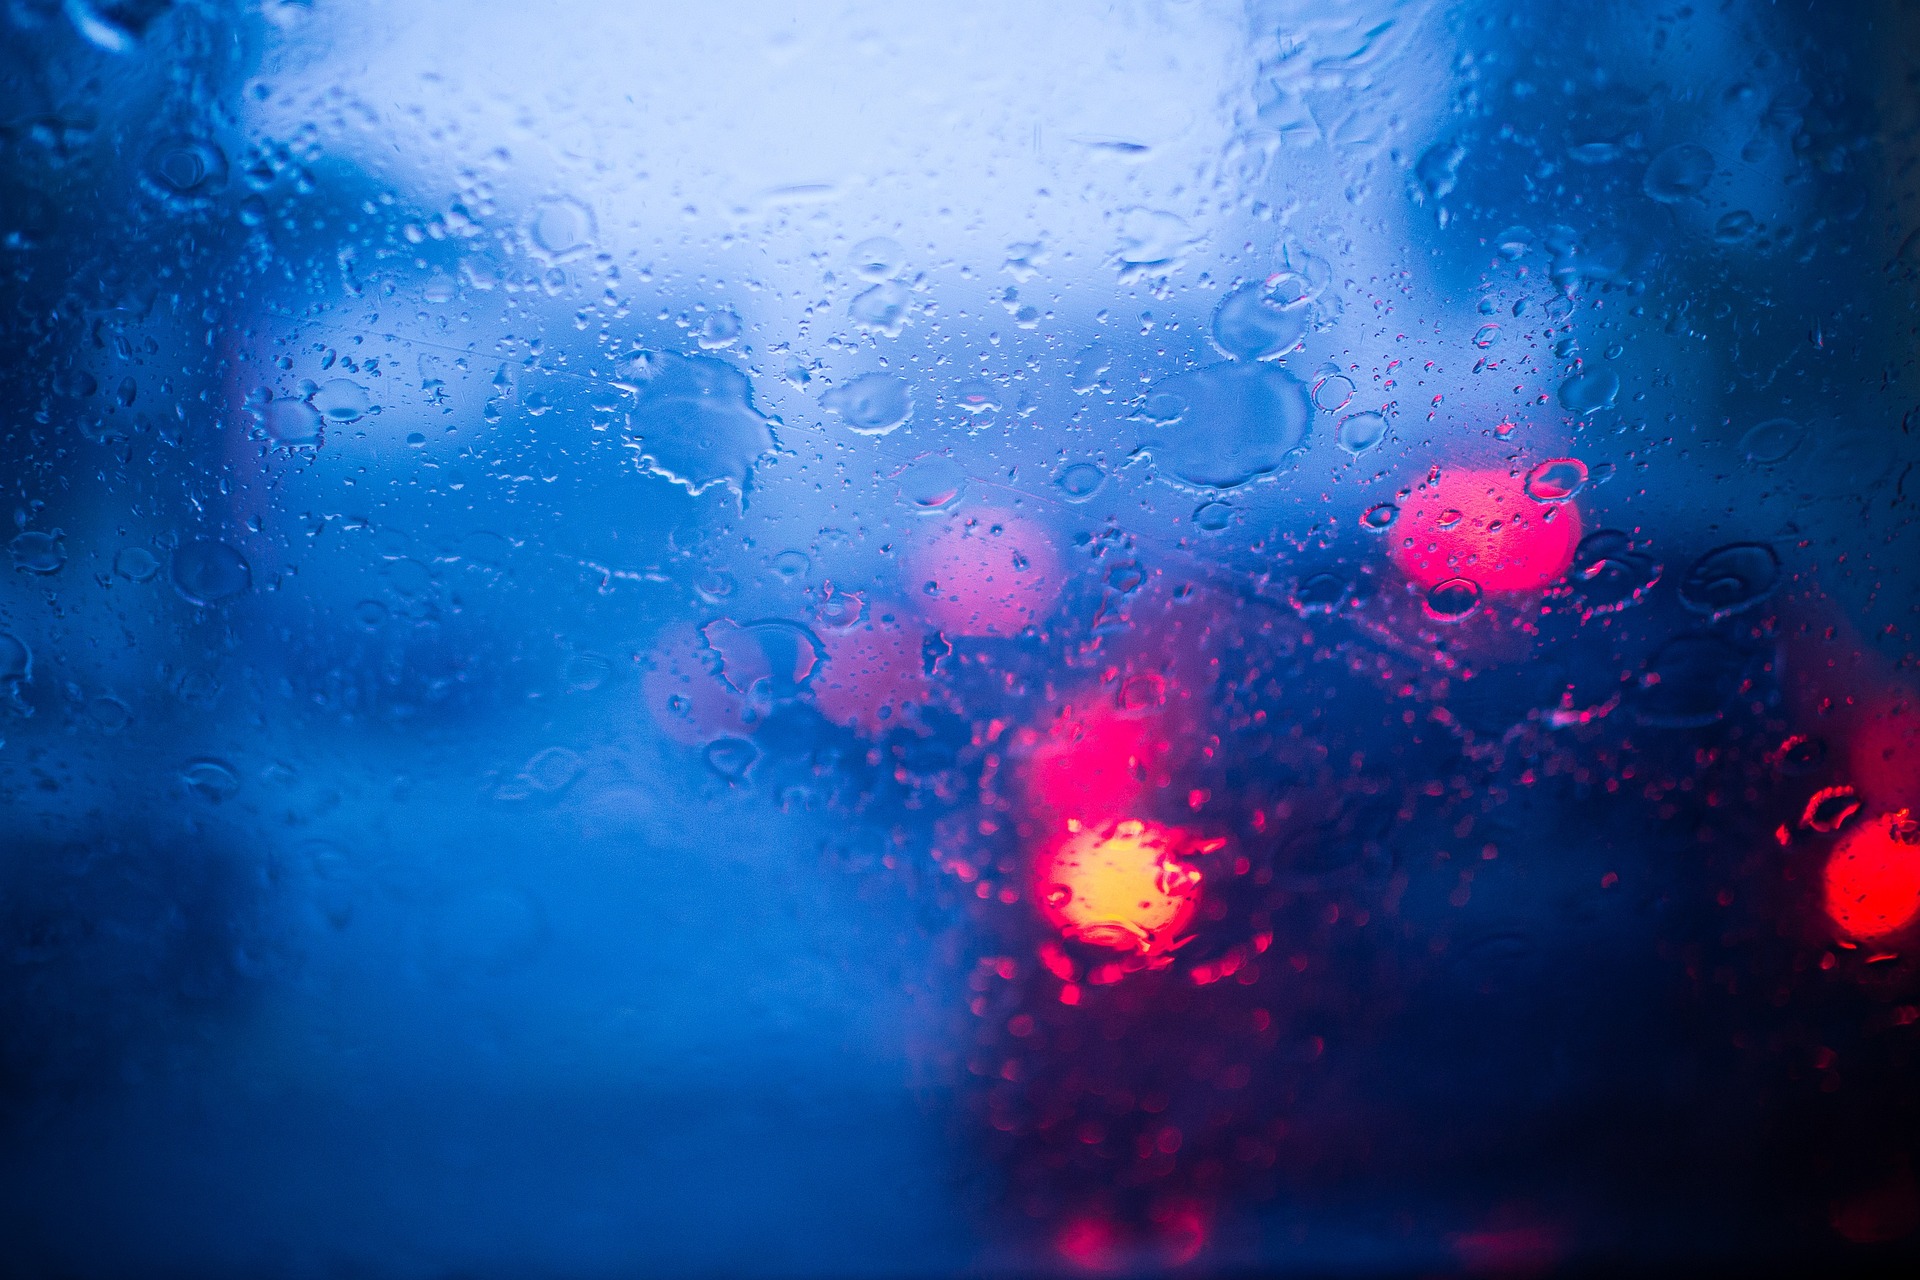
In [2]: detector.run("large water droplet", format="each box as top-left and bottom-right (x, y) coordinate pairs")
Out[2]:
(9, 531), (65, 575)
(851, 237), (905, 281)
(1679, 542), (1780, 618)
(261, 394), (322, 444)
(1335, 410), (1388, 455)
(1425, 577), (1483, 620)
(522, 746), (584, 794)
(1643, 144), (1715, 203)
(1361, 502), (1398, 531)
(1211, 280), (1310, 361)
(113, 547), (158, 581)
(896, 455), (967, 512)
(181, 757), (241, 803)
(849, 282), (909, 335)
(1055, 462), (1107, 502)
(145, 136), (228, 199)
(626, 352), (778, 495)
(1558, 368), (1620, 413)
(171, 539), (252, 605)
(1187, 502), (1228, 533)
(1134, 362), (1310, 489)
(1569, 530), (1661, 613)
(1740, 418), (1803, 465)
(1291, 572), (1348, 615)
(822, 373), (912, 436)
(705, 737), (759, 781)
(1634, 634), (1746, 727)
(1524, 457), (1588, 502)
(531, 197), (595, 256)
(312, 378), (370, 423)
(701, 618), (824, 700)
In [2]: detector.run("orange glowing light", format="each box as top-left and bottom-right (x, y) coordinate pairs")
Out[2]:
(1390, 465), (1581, 594)
(1036, 820), (1206, 955)
(1825, 809), (1920, 940)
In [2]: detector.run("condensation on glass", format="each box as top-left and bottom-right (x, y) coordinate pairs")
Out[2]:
(3, 0), (1920, 1274)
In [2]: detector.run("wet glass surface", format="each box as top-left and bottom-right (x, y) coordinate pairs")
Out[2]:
(4, 1), (1920, 1275)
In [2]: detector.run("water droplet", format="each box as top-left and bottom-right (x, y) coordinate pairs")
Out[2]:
(1361, 502), (1398, 531)
(1472, 324), (1500, 349)
(1210, 280), (1309, 361)
(822, 373), (913, 436)
(1679, 542), (1780, 618)
(88, 696), (130, 733)
(1740, 418), (1803, 465)
(0, 631), (28, 681)
(1558, 368), (1620, 413)
(563, 653), (613, 691)
(171, 539), (252, 606)
(1425, 577), (1483, 621)
(1134, 363), (1310, 489)
(850, 237), (905, 281)
(705, 736), (759, 781)
(897, 455), (967, 512)
(1569, 530), (1661, 613)
(531, 197), (595, 256)
(1105, 561), (1144, 594)
(1714, 210), (1757, 243)
(259, 394), (322, 444)
(796, 582), (859, 636)
(1495, 226), (1534, 259)
(694, 304), (742, 349)
(312, 378), (370, 423)
(1803, 785), (1862, 834)
(1312, 372), (1356, 412)
(1292, 572), (1348, 615)
(181, 757), (241, 803)
(626, 352), (778, 495)
(1336, 410), (1389, 455)
(701, 618), (824, 700)
(1113, 208), (1193, 276)
(1643, 144), (1715, 203)
(1055, 462), (1107, 501)
(1634, 633), (1746, 728)
(1772, 734), (1828, 776)
(1194, 502), (1233, 532)
(523, 746), (584, 794)
(769, 551), (810, 583)
(1524, 457), (1588, 502)
(9, 530), (65, 575)
(144, 136), (227, 199)
(1415, 138), (1466, 203)
(849, 281), (909, 335)
(1069, 342), (1112, 394)
(952, 378), (1001, 417)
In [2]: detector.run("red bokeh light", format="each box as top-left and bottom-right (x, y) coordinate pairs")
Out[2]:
(908, 507), (1062, 637)
(815, 614), (930, 735)
(1824, 809), (1920, 940)
(639, 628), (750, 745)
(1035, 819), (1204, 956)
(1023, 705), (1167, 823)
(1390, 465), (1581, 594)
